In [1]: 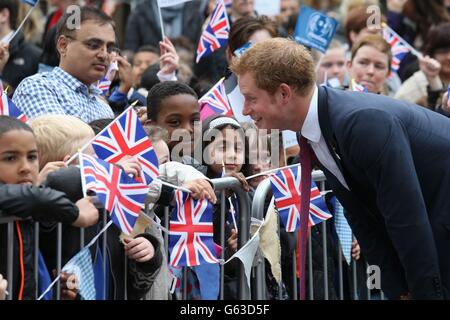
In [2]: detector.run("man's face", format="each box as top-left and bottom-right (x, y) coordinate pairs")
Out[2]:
(317, 48), (347, 85)
(232, 0), (254, 17)
(279, 0), (299, 24)
(239, 72), (285, 130)
(58, 20), (116, 86)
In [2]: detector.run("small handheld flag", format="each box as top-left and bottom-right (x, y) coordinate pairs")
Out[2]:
(80, 153), (149, 235)
(269, 166), (332, 232)
(97, 61), (118, 95)
(196, 0), (230, 63)
(91, 106), (159, 185)
(294, 5), (339, 53)
(351, 79), (368, 93)
(169, 191), (219, 267)
(199, 77), (232, 120)
(0, 92), (27, 122)
(382, 24), (414, 72)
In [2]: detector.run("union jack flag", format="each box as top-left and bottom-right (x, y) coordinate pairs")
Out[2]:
(351, 79), (368, 93)
(0, 92), (27, 122)
(97, 61), (118, 95)
(382, 26), (411, 72)
(269, 166), (332, 232)
(199, 77), (232, 120)
(80, 153), (149, 235)
(91, 106), (159, 185)
(169, 191), (219, 267)
(196, 0), (230, 63)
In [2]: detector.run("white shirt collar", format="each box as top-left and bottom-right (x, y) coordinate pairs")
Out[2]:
(301, 85), (321, 143)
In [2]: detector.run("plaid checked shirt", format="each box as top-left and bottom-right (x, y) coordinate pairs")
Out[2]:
(12, 67), (114, 123)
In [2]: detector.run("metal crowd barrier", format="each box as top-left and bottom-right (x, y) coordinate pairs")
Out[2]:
(250, 170), (386, 300)
(1, 172), (387, 300)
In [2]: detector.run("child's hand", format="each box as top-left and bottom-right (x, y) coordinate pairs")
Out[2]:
(0, 273), (7, 300)
(60, 272), (79, 300)
(227, 229), (238, 253)
(117, 155), (142, 178)
(223, 172), (249, 196)
(182, 179), (217, 204)
(73, 197), (99, 228)
(159, 37), (179, 76)
(37, 161), (67, 185)
(123, 236), (155, 262)
(351, 239), (361, 260)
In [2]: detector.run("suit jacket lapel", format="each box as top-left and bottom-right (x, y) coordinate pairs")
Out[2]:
(317, 86), (344, 173)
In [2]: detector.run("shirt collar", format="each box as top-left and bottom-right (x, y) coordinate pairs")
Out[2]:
(301, 85), (321, 143)
(53, 67), (93, 95)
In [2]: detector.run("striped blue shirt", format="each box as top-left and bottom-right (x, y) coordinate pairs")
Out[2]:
(12, 67), (114, 123)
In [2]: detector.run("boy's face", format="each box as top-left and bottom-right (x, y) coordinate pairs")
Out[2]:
(0, 130), (39, 185)
(132, 51), (159, 86)
(154, 94), (200, 152)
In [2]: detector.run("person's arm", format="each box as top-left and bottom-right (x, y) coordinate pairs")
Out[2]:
(343, 109), (443, 299)
(146, 161), (216, 205)
(0, 184), (98, 228)
(125, 233), (163, 300)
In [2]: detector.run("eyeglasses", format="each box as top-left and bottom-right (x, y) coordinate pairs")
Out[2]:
(64, 35), (120, 55)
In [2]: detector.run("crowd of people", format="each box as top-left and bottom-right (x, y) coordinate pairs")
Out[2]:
(1, 0), (450, 300)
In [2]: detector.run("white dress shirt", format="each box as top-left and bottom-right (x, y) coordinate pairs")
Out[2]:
(301, 86), (349, 190)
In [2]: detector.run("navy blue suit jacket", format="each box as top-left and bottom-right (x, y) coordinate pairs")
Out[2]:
(316, 86), (450, 299)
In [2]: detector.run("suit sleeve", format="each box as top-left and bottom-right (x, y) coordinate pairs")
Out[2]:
(0, 184), (79, 224)
(343, 109), (443, 299)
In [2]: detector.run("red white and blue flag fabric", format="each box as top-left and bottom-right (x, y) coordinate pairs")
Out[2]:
(80, 153), (149, 235)
(382, 26), (411, 72)
(351, 79), (368, 93)
(91, 107), (159, 185)
(199, 77), (233, 120)
(269, 166), (332, 232)
(0, 92), (27, 122)
(169, 191), (219, 267)
(196, 0), (230, 63)
(97, 61), (118, 95)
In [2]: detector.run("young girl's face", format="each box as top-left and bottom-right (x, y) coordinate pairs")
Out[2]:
(0, 129), (39, 185)
(206, 126), (245, 176)
(154, 94), (200, 153)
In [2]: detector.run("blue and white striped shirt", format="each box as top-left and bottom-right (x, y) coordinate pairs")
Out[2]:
(13, 67), (114, 123)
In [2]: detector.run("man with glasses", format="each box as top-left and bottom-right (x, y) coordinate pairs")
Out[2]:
(12, 6), (130, 123)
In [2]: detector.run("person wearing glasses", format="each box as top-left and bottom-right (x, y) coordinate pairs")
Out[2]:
(12, 7), (128, 123)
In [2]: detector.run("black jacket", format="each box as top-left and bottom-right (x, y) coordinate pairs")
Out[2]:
(0, 184), (80, 300)
(43, 166), (163, 300)
(2, 31), (42, 91)
(123, 0), (203, 52)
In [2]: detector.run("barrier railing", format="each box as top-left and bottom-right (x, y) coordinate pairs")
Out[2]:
(1, 172), (385, 300)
